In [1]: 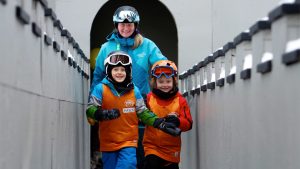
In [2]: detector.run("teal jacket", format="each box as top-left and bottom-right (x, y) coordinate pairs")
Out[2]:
(90, 32), (167, 95)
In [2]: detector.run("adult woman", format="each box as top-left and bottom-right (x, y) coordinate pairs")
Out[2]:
(90, 5), (167, 96)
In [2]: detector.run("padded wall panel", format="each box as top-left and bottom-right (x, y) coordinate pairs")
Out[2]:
(0, 1), (42, 94)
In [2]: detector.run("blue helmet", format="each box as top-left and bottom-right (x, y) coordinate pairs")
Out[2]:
(113, 6), (140, 24)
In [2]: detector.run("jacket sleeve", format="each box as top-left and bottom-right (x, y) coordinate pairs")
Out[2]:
(178, 96), (193, 131)
(137, 107), (158, 126)
(134, 86), (158, 126)
(90, 46), (107, 93)
(86, 85), (103, 125)
(147, 38), (168, 65)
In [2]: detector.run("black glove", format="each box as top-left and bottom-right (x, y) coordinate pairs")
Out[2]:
(94, 108), (120, 121)
(165, 115), (180, 127)
(153, 118), (181, 136)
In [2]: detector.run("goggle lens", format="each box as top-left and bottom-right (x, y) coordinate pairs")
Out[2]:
(109, 55), (130, 65)
(152, 66), (175, 78)
(116, 11), (137, 22)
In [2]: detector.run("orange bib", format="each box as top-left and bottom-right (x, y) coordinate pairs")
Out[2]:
(143, 94), (182, 163)
(99, 85), (139, 151)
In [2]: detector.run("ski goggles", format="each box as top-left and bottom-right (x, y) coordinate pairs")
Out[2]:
(105, 53), (132, 66)
(151, 66), (176, 79)
(113, 10), (140, 23)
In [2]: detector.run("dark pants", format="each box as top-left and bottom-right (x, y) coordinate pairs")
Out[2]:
(143, 155), (179, 169)
(137, 94), (148, 169)
(91, 123), (103, 169)
(137, 123), (145, 169)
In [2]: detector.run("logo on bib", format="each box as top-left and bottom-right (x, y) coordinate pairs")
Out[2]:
(124, 100), (134, 107)
(123, 107), (135, 113)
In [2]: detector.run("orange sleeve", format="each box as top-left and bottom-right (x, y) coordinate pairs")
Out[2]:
(178, 95), (193, 131)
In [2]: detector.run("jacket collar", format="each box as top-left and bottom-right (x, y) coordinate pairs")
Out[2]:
(106, 32), (134, 47)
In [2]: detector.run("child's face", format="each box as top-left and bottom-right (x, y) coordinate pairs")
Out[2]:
(111, 66), (126, 83)
(156, 76), (173, 93)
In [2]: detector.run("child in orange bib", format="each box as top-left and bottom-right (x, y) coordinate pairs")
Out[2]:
(143, 60), (193, 169)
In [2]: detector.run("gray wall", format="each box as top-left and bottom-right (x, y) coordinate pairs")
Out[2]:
(0, 1), (90, 169)
(163, 0), (279, 71)
(180, 1), (300, 168)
